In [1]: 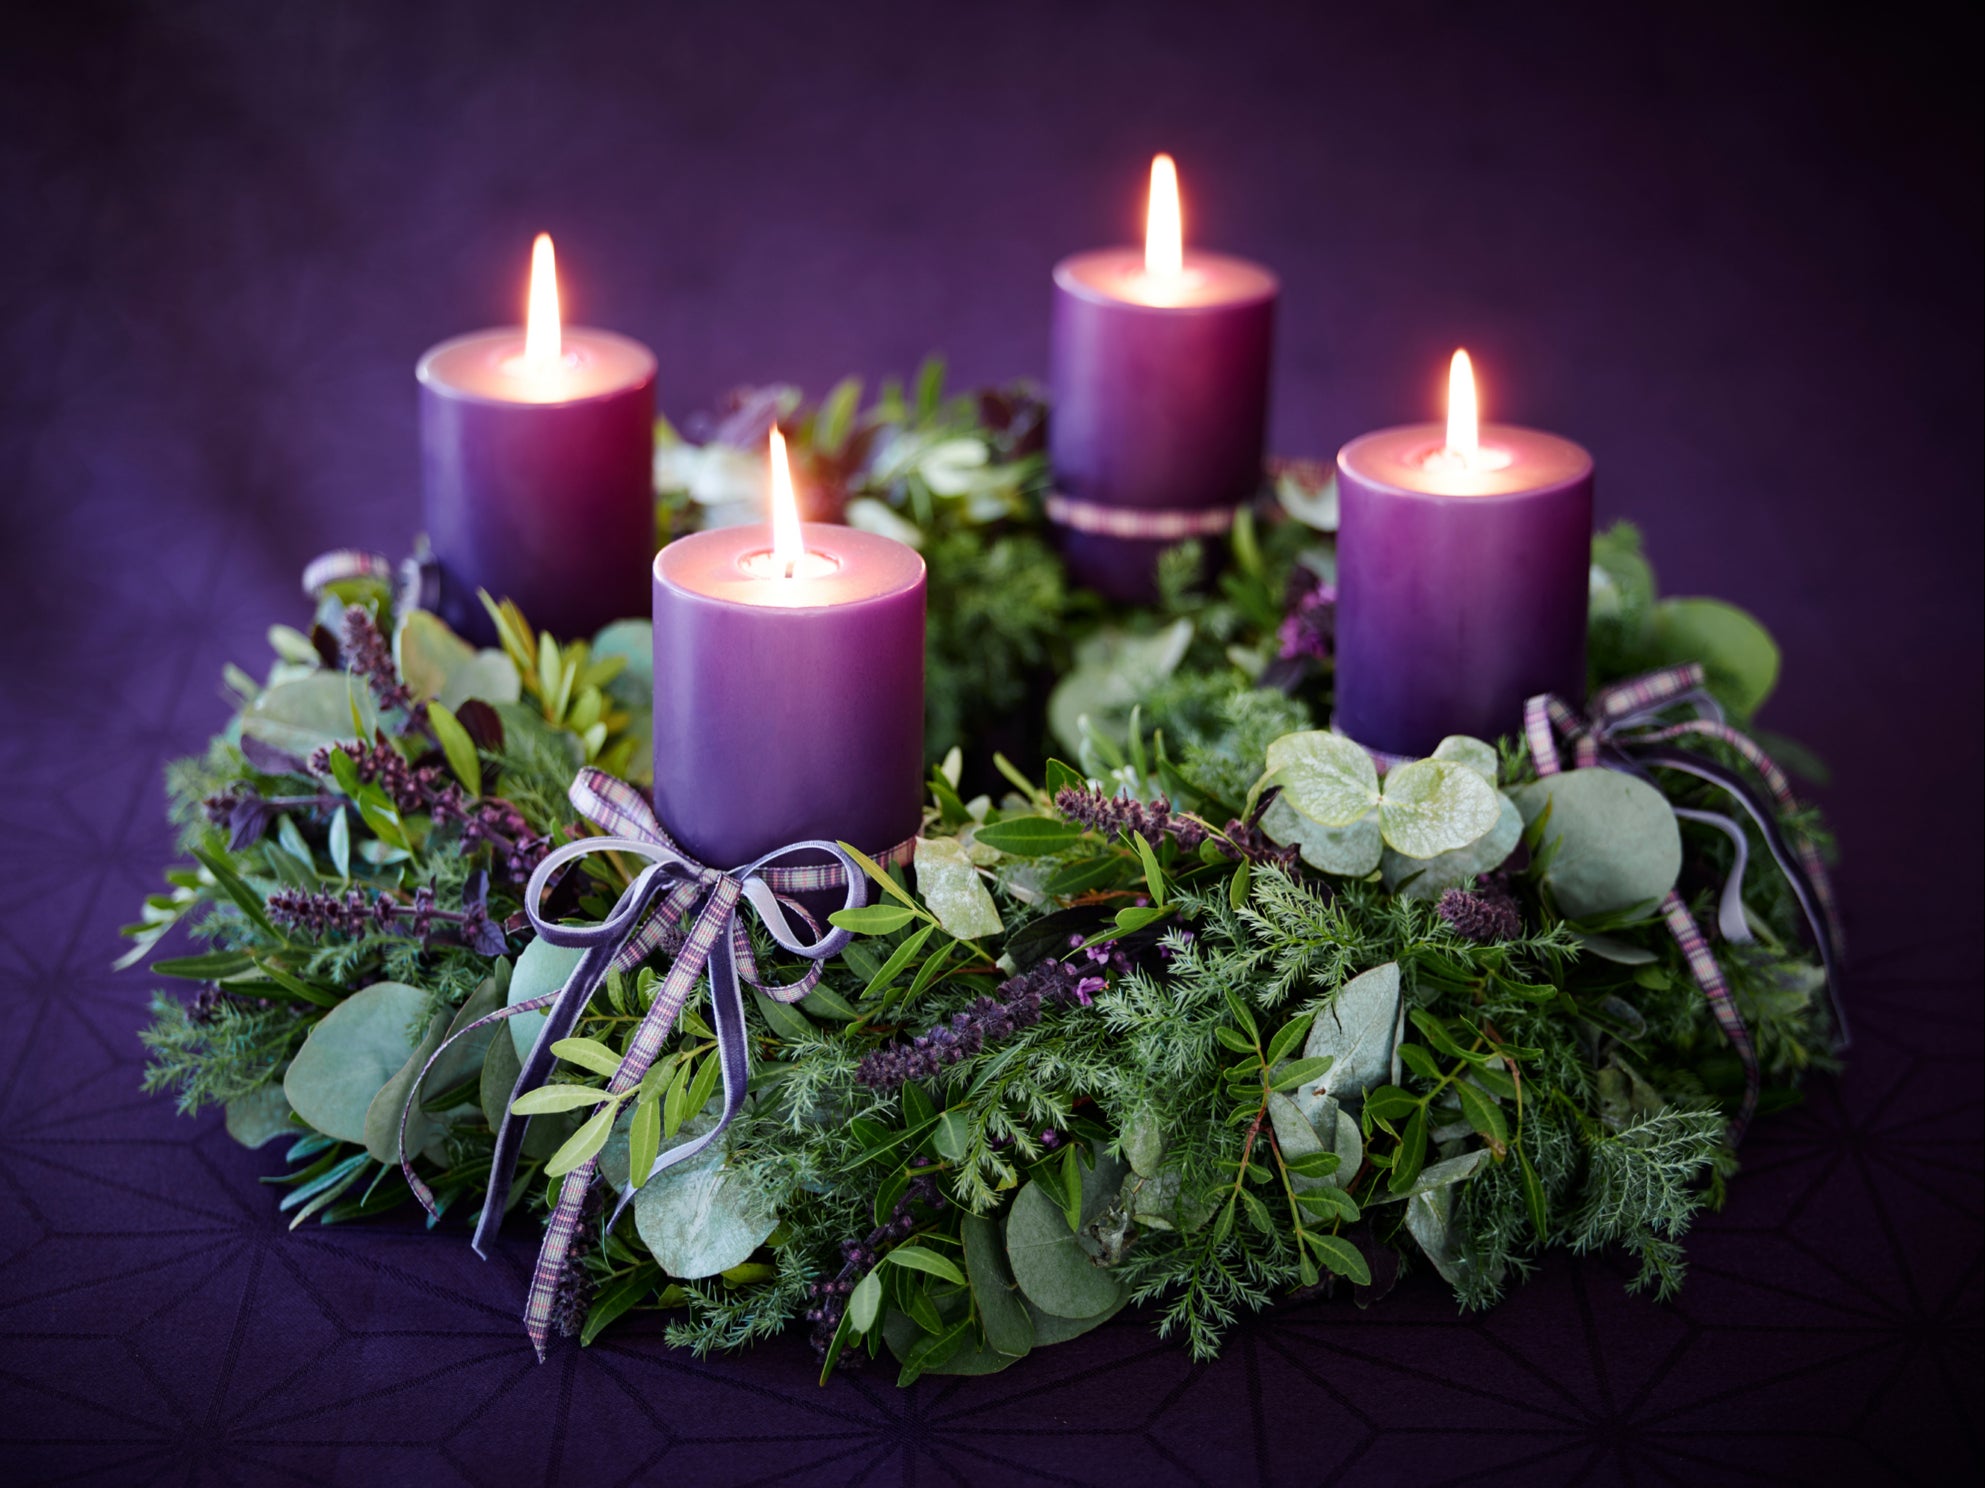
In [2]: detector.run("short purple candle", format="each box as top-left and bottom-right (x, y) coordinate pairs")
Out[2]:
(417, 236), (655, 644)
(1335, 357), (1592, 756)
(651, 520), (926, 868)
(1048, 155), (1277, 602)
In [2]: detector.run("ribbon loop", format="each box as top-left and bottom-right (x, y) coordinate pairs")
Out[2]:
(399, 765), (901, 1359)
(1524, 667), (1845, 1142)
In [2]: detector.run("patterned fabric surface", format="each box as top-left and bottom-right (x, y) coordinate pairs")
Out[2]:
(1, 3), (1978, 1483)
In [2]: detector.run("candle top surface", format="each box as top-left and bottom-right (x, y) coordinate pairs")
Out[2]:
(418, 327), (656, 405)
(1055, 247), (1278, 310)
(656, 522), (925, 611)
(1339, 422), (1592, 498)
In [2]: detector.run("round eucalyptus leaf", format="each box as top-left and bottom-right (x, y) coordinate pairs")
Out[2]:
(913, 836), (1004, 940)
(1381, 794), (1522, 900)
(509, 937), (586, 1062)
(1429, 735), (1499, 784)
(224, 1083), (294, 1149)
(631, 1127), (777, 1279)
(395, 609), (521, 709)
(242, 673), (378, 758)
(283, 981), (428, 1144)
(1306, 962), (1403, 1108)
(961, 1212), (1035, 1359)
(362, 1006), (450, 1164)
(1262, 796), (1382, 877)
(590, 620), (654, 692)
(1265, 731), (1380, 829)
(1649, 597), (1779, 717)
(1045, 619), (1193, 756)
(1004, 1180), (1124, 1320)
(1377, 759), (1501, 860)
(1512, 769), (1683, 919)
(1024, 1291), (1128, 1345)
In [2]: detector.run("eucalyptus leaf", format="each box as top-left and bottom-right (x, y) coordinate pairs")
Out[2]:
(1306, 963), (1403, 1109)
(1570, 929), (1660, 965)
(1045, 619), (1193, 756)
(1512, 769), (1682, 918)
(912, 836), (1003, 940)
(509, 937), (587, 1062)
(1261, 795), (1382, 876)
(282, 981), (428, 1144)
(1265, 730), (1379, 828)
(397, 609), (522, 710)
(1381, 794), (1522, 900)
(224, 1083), (294, 1149)
(631, 1120), (777, 1279)
(1649, 596), (1779, 717)
(1365, 1148), (1492, 1205)
(242, 673), (378, 758)
(362, 1003), (451, 1164)
(961, 1212), (1035, 1358)
(1403, 1176), (1501, 1294)
(1267, 1091), (1332, 1193)
(1376, 759), (1501, 860)
(1429, 735), (1499, 783)
(1004, 1179), (1124, 1319)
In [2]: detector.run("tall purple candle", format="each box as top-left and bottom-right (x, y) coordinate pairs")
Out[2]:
(651, 466), (925, 867)
(418, 235), (655, 644)
(1335, 352), (1592, 758)
(1049, 155), (1277, 602)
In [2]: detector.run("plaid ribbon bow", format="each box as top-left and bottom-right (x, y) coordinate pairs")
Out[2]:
(1524, 664), (1845, 1140)
(394, 767), (876, 1359)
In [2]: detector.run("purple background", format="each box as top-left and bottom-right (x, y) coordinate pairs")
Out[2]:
(1, 2), (1978, 1483)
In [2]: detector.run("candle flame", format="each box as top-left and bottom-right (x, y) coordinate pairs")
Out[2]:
(1445, 348), (1478, 463)
(1144, 153), (1183, 278)
(768, 426), (805, 577)
(524, 232), (561, 369)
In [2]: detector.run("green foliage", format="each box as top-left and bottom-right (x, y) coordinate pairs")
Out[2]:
(128, 379), (1839, 1378)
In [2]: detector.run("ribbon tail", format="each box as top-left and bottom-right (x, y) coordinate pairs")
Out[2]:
(396, 991), (559, 1218)
(1642, 746), (1848, 1049)
(1661, 890), (1759, 1142)
(1670, 807), (1753, 944)
(601, 910), (756, 1234)
(524, 1164), (598, 1362)
(471, 930), (624, 1259)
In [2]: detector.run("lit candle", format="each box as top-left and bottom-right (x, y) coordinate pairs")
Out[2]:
(1049, 153), (1278, 601)
(650, 431), (926, 867)
(1334, 350), (1593, 757)
(418, 234), (656, 643)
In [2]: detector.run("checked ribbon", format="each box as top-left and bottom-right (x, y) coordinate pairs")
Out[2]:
(1524, 663), (1846, 1140)
(393, 767), (902, 1359)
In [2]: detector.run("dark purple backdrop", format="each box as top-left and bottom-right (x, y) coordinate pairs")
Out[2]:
(2, 2), (1979, 1483)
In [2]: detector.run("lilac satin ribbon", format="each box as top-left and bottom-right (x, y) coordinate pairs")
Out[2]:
(394, 767), (900, 1359)
(1525, 664), (1846, 1139)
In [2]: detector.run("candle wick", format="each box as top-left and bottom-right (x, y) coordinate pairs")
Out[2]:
(783, 558), (796, 580)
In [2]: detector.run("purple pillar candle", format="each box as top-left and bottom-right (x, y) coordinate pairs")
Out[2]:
(1048, 155), (1277, 602)
(417, 235), (656, 644)
(651, 512), (925, 869)
(1335, 353), (1592, 757)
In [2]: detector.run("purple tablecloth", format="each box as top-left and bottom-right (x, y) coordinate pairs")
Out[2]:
(2, 3), (1978, 1482)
